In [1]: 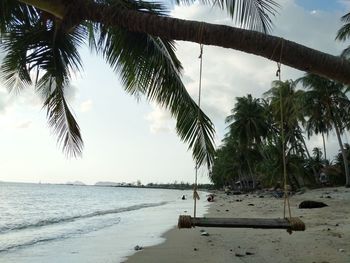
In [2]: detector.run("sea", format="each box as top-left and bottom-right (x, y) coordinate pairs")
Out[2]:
(0, 182), (209, 262)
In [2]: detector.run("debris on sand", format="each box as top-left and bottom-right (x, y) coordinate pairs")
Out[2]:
(299, 201), (328, 209)
(134, 245), (143, 251)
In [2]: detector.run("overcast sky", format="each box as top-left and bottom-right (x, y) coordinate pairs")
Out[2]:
(0, 0), (348, 185)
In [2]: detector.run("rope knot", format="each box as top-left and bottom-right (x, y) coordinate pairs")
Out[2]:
(193, 188), (200, 200)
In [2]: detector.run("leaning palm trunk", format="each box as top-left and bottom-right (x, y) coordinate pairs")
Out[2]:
(247, 160), (256, 189)
(300, 135), (319, 182)
(17, 0), (350, 84)
(333, 122), (350, 187)
(322, 132), (327, 161)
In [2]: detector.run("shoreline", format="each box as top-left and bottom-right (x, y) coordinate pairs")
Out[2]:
(0, 186), (209, 263)
(125, 187), (350, 263)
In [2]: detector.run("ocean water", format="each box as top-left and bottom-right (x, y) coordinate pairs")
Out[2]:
(0, 182), (208, 262)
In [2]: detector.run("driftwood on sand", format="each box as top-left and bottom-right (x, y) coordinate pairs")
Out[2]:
(178, 215), (305, 233)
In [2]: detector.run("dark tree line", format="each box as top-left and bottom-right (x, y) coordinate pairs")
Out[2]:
(211, 75), (350, 189)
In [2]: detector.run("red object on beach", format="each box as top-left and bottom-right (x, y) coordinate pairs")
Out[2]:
(207, 194), (214, 202)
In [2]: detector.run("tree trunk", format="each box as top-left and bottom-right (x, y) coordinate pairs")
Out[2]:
(322, 132), (327, 161)
(247, 160), (256, 189)
(238, 169), (244, 191)
(333, 119), (350, 187)
(18, 0), (350, 84)
(300, 134), (318, 182)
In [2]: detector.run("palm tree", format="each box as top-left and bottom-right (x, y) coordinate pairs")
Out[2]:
(299, 73), (350, 187)
(333, 143), (350, 185)
(225, 94), (268, 188)
(336, 12), (350, 57)
(211, 137), (250, 189)
(264, 80), (318, 181)
(4, 0), (350, 84)
(226, 94), (269, 146)
(303, 147), (327, 183)
(210, 146), (234, 188)
(264, 81), (308, 155)
(300, 83), (333, 161)
(256, 141), (303, 189)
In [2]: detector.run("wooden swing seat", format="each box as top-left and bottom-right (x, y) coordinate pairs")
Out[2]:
(178, 215), (305, 233)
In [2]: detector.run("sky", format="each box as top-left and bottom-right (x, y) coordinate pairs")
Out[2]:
(0, 0), (349, 185)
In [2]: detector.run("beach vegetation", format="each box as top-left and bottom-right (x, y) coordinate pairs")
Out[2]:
(211, 78), (350, 189)
(298, 74), (350, 187)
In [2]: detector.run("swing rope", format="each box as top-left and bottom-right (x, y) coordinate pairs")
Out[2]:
(274, 39), (292, 219)
(180, 38), (304, 234)
(193, 39), (292, 219)
(193, 43), (204, 219)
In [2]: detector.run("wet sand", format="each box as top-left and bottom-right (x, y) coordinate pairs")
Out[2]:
(126, 187), (350, 263)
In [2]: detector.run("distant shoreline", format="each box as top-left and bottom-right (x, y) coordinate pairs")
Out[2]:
(0, 181), (213, 191)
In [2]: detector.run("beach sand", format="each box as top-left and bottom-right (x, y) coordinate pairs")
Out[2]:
(126, 187), (350, 263)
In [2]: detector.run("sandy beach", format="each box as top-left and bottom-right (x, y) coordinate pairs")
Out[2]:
(126, 187), (350, 263)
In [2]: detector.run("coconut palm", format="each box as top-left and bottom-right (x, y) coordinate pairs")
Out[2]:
(224, 94), (268, 188)
(333, 143), (350, 185)
(299, 73), (350, 187)
(303, 147), (326, 181)
(223, 135), (261, 190)
(256, 140), (304, 189)
(4, 0), (350, 84)
(264, 80), (307, 155)
(300, 83), (333, 161)
(264, 80), (319, 182)
(210, 136), (252, 189)
(336, 12), (350, 57)
(226, 94), (269, 146)
(210, 146), (234, 188)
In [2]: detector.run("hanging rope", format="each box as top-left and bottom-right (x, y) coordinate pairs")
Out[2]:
(193, 43), (204, 219)
(275, 39), (292, 219)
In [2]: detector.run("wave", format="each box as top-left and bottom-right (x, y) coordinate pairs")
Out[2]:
(0, 235), (65, 253)
(0, 201), (167, 234)
(0, 217), (120, 253)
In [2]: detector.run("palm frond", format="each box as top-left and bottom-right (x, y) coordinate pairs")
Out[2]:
(1, 8), (86, 156)
(38, 74), (83, 157)
(0, 0), (39, 35)
(336, 12), (350, 41)
(176, 0), (279, 33)
(340, 46), (350, 58)
(0, 2), (40, 93)
(336, 12), (350, 58)
(34, 25), (86, 157)
(96, 19), (215, 167)
(2, 0), (217, 166)
(0, 44), (32, 93)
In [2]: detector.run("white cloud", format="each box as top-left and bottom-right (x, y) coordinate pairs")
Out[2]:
(15, 120), (32, 129)
(79, 99), (93, 113)
(170, 0), (347, 158)
(145, 104), (173, 134)
(0, 113), (33, 130)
